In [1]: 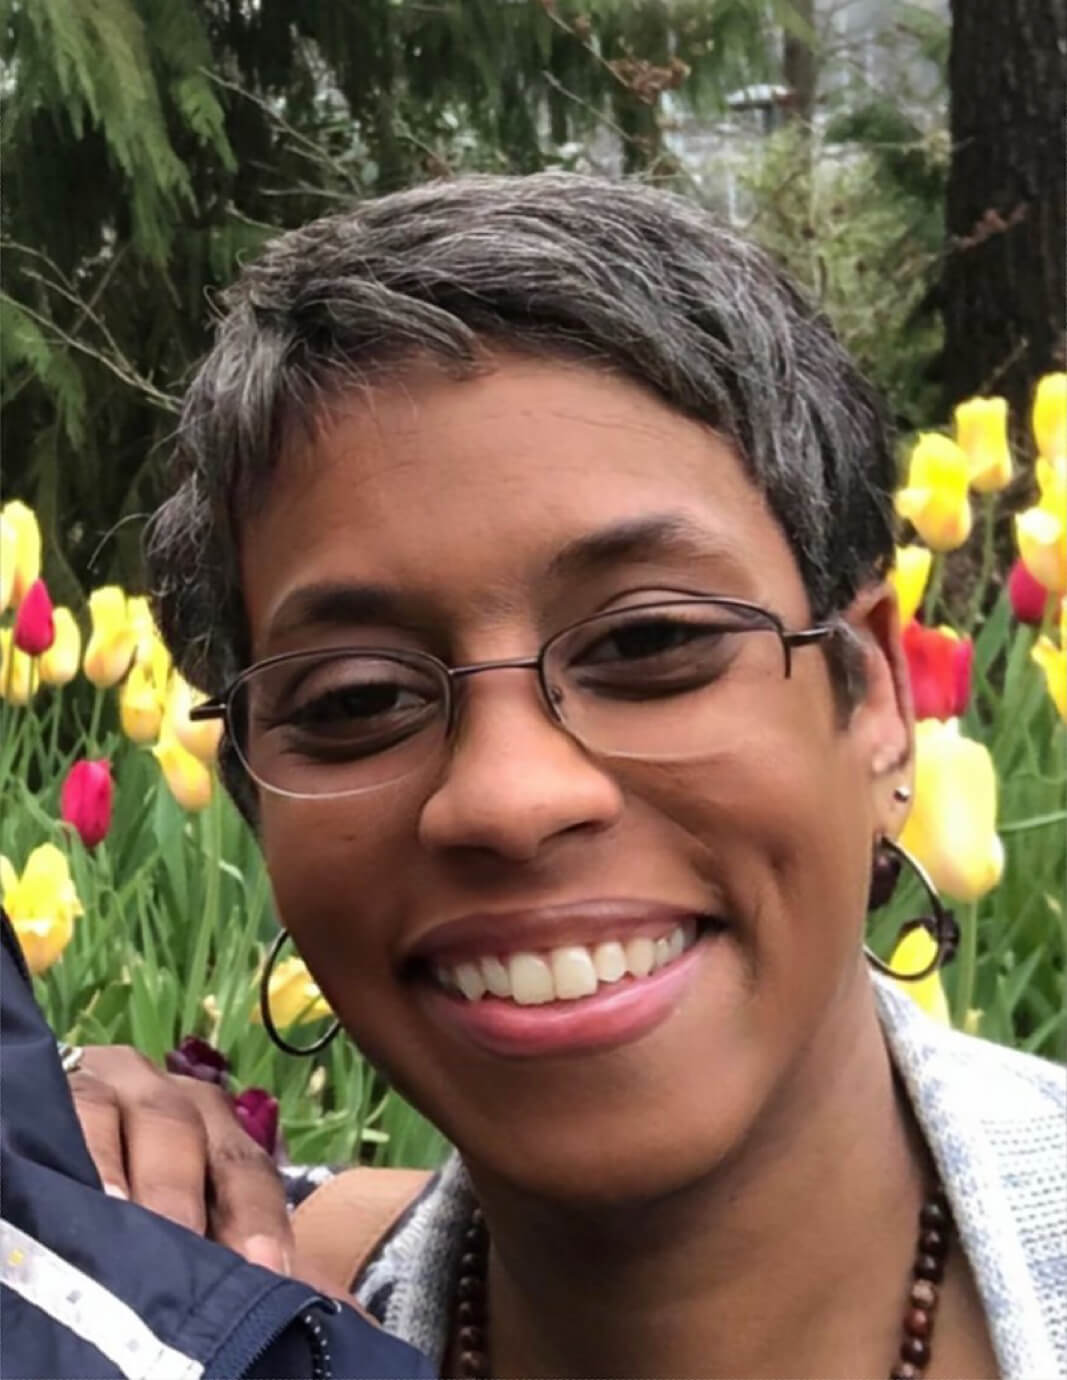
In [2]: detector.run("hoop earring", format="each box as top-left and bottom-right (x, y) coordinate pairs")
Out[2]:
(259, 929), (341, 1056)
(865, 837), (960, 982)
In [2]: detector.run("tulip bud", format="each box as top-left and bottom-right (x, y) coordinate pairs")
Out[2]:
(894, 434), (973, 551)
(1008, 557), (1051, 626)
(901, 621), (973, 720)
(0, 500), (42, 608)
(13, 578), (55, 655)
(1031, 597), (1066, 722)
(887, 926), (950, 1025)
(153, 725), (213, 811)
(954, 396), (1012, 493)
(1, 842), (83, 974)
(60, 759), (114, 849)
(888, 545), (933, 626)
(253, 954), (332, 1029)
(167, 672), (223, 763)
(0, 512), (16, 613)
(234, 1088), (281, 1159)
(39, 607), (82, 685)
(83, 586), (136, 687)
(898, 719), (1003, 902)
(119, 661), (165, 744)
(0, 628), (39, 705)
(1032, 372), (1067, 461)
(1015, 456), (1067, 596)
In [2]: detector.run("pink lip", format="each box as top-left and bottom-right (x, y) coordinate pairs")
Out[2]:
(416, 930), (714, 1058)
(405, 898), (711, 968)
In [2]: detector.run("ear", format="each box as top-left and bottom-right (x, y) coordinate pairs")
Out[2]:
(841, 582), (914, 837)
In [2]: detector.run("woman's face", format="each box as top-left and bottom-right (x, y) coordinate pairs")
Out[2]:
(240, 357), (909, 1202)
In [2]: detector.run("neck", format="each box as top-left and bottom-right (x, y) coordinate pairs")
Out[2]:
(466, 976), (931, 1380)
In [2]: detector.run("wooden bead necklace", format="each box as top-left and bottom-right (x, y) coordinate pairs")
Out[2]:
(450, 1187), (952, 1379)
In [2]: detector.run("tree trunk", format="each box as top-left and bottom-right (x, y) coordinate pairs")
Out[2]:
(942, 0), (1066, 420)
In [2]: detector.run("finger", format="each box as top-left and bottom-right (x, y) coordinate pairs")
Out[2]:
(123, 1088), (210, 1235)
(68, 1071), (130, 1200)
(192, 1094), (293, 1271)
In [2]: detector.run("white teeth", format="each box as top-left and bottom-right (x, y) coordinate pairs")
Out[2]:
(480, 955), (511, 998)
(509, 952), (555, 1006)
(550, 946), (599, 1001)
(624, 936), (655, 978)
(437, 922), (701, 1002)
(592, 940), (627, 983)
(454, 962), (486, 1001)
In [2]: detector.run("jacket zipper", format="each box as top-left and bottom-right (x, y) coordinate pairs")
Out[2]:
(205, 1281), (337, 1378)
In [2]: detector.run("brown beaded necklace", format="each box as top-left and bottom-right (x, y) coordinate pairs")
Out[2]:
(450, 1187), (952, 1380)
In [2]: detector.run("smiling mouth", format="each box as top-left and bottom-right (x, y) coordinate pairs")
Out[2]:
(413, 915), (724, 1005)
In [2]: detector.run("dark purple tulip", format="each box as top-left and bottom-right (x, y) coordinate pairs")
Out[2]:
(233, 1088), (280, 1159)
(165, 1035), (230, 1086)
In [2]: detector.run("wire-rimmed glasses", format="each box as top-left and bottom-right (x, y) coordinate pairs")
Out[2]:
(190, 597), (835, 800)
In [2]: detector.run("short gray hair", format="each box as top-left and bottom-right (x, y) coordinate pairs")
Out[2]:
(146, 172), (895, 696)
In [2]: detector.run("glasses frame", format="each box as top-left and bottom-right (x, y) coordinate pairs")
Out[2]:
(190, 596), (836, 798)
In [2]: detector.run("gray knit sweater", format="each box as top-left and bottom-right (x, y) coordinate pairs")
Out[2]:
(338, 980), (1066, 1377)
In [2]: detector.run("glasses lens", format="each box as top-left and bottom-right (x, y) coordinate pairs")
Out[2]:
(232, 650), (447, 798)
(545, 601), (784, 759)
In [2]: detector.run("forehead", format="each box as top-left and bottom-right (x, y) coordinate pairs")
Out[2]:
(240, 357), (805, 651)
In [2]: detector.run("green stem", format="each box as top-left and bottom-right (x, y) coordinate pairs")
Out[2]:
(922, 554), (945, 624)
(48, 684), (63, 764)
(966, 496), (997, 633)
(952, 900), (980, 1028)
(87, 687), (104, 753)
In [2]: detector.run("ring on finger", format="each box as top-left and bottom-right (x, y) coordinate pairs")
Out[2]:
(57, 1040), (85, 1075)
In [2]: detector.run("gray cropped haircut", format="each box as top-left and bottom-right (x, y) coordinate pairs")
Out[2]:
(146, 172), (895, 696)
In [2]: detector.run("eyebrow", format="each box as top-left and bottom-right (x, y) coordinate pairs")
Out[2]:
(266, 513), (744, 644)
(545, 512), (746, 583)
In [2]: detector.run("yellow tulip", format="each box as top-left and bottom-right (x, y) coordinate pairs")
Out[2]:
(1032, 372), (1067, 461)
(1, 842), (82, 975)
(153, 725), (213, 811)
(1031, 597), (1067, 721)
(252, 954), (333, 1028)
(898, 718), (1003, 902)
(0, 512), (17, 613)
(120, 660), (166, 743)
(39, 607), (82, 686)
(1015, 456), (1067, 595)
(0, 628), (40, 705)
(887, 925), (950, 1025)
(953, 396), (1012, 493)
(83, 586), (136, 688)
(895, 434), (973, 551)
(888, 545), (933, 625)
(166, 672), (223, 763)
(0, 500), (41, 608)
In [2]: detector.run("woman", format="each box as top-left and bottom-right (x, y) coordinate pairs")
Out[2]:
(71, 174), (1063, 1378)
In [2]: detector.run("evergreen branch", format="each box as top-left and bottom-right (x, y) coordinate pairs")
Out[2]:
(202, 69), (362, 192)
(5, 290), (179, 414)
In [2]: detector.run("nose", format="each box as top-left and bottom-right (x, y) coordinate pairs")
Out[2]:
(417, 669), (624, 862)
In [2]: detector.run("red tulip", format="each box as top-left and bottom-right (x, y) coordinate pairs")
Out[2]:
(59, 759), (113, 849)
(902, 620), (974, 720)
(1008, 557), (1051, 626)
(234, 1087), (281, 1159)
(13, 579), (55, 655)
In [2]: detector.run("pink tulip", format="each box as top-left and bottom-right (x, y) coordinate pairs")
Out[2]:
(165, 1036), (231, 1086)
(60, 759), (113, 849)
(13, 579), (55, 655)
(1008, 557), (1051, 626)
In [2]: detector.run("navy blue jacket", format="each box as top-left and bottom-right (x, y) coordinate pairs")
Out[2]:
(0, 910), (436, 1379)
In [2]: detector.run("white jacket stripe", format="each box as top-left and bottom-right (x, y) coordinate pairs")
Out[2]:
(1, 1219), (203, 1380)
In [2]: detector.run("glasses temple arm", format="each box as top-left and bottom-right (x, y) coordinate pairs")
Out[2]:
(188, 699), (226, 722)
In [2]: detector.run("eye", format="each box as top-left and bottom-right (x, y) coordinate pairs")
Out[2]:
(251, 655), (444, 758)
(576, 615), (715, 665)
(563, 611), (740, 700)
